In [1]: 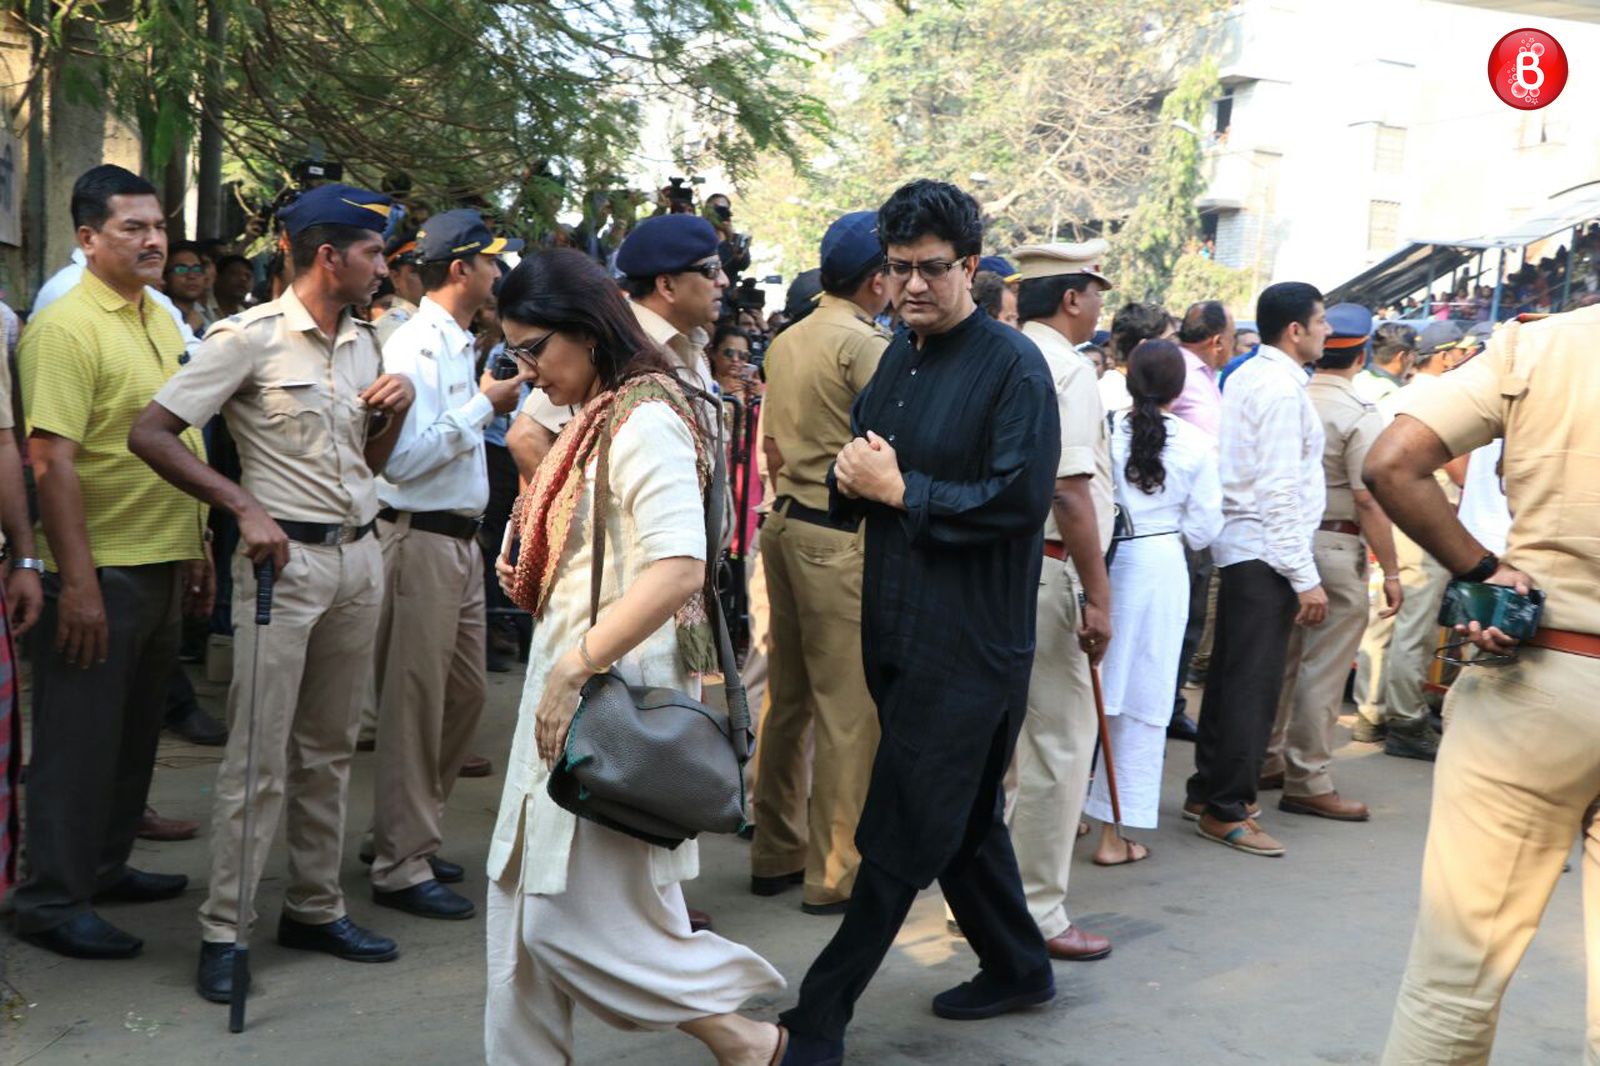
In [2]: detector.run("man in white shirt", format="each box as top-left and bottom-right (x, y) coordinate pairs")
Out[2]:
(33, 246), (200, 354)
(1184, 282), (1330, 859)
(368, 210), (530, 920)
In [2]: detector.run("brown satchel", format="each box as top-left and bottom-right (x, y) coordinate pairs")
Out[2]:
(545, 413), (752, 849)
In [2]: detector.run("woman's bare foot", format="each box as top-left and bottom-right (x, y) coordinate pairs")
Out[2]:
(1092, 825), (1150, 867)
(679, 1015), (782, 1065)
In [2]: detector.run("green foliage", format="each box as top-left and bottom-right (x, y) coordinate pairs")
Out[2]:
(1164, 251), (1253, 319)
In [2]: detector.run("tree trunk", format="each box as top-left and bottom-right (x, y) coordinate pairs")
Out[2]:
(195, 0), (226, 239)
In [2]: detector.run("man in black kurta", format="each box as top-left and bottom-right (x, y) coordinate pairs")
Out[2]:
(778, 181), (1060, 1066)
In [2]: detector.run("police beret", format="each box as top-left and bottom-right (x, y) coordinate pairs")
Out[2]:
(977, 256), (1019, 282)
(1417, 320), (1466, 353)
(415, 209), (524, 262)
(820, 212), (881, 287)
(1323, 302), (1373, 350)
(277, 183), (393, 239)
(615, 215), (721, 278)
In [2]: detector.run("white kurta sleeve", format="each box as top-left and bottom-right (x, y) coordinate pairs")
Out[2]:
(608, 399), (707, 565)
(1181, 445), (1225, 552)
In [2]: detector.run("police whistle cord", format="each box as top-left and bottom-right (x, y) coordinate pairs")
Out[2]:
(229, 557), (275, 1034)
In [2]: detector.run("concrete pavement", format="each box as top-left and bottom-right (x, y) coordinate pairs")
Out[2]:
(2, 669), (1587, 1065)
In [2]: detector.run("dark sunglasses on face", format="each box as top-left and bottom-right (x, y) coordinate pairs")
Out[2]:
(680, 260), (723, 281)
(882, 258), (967, 281)
(504, 331), (557, 367)
(170, 264), (206, 276)
(716, 347), (748, 359)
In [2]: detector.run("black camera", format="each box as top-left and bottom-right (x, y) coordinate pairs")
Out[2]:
(491, 352), (520, 380)
(664, 176), (704, 214)
(733, 277), (766, 312)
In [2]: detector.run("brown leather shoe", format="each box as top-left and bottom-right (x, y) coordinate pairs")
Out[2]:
(137, 806), (200, 842)
(1279, 791), (1370, 822)
(1182, 800), (1261, 822)
(1257, 771), (1285, 791)
(687, 906), (714, 933)
(1046, 925), (1112, 961)
(1195, 814), (1285, 857)
(459, 755), (493, 778)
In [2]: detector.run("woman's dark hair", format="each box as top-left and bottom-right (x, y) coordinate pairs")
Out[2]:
(710, 322), (750, 352)
(498, 248), (682, 395)
(1256, 281), (1324, 345)
(876, 179), (983, 257)
(1016, 273), (1093, 323)
(1109, 302), (1170, 365)
(1123, 339), (1186, 495)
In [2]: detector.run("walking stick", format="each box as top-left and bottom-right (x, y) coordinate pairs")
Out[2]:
(229, 558), (275, 1034)
(1088, 663), (1125, 839)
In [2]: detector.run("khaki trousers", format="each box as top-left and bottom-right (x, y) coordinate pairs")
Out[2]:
(1356, 527), (1449, 729)
(370, 516), (487, 891)
(1264, 530), (1369, 797)
(750, 510), (877, 905)
(1007, 560), (1097, 941)
(199, 538), (383, 941)
(741, 535), (771, 801)
(1383, 647), (1600, 1064)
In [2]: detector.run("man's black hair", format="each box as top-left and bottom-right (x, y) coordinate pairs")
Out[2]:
(419, 254), (478, 293)
(876, 179), (982, 258)
(620, 274), (658, 300)
(1016, 273), (1093, 323)
(821, 253), (886, 298)
(288, 224), (374, 271)
(1178, 300), (1229, 344)
(1372, 321), (1416, 364)
(970, 270), (1008, 318)
(71, 164), (158, 230)
(167, 239), (202, 260)
(1316, 348), (1363, 371)
(1109, 301), (1170, 363)
(215, 253), (254, 277)
(1255, 281), (1324, 346)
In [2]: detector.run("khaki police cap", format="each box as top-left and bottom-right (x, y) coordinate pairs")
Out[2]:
(1013, 239), (1112, 286)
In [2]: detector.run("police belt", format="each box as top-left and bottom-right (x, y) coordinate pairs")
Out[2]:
(1524, 628), (1600, 660)
(774, 496), (859, 534)
(276, 517), (377, 546)
(1319, 519), (1362, 536)
(377, 507), (482, 541)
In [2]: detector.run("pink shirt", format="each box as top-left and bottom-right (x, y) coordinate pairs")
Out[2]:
(1171, 345), (1222, 438)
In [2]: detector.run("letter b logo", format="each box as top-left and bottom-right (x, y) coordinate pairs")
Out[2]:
(1489, 28), (1566, 110)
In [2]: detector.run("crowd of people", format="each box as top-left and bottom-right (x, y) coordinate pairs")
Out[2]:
(0, 160), (1593, 1066)
(1384, 221), (1600, 321)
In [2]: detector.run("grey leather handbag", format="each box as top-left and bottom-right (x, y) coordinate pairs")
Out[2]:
(545, 415), (753, 849)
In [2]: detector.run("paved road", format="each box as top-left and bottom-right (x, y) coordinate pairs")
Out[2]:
(2, 668), (1585, 1065)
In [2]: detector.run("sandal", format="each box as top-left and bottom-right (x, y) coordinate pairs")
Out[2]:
(1092, 839), (1150, 867)
(1077, 821), (1090, 838)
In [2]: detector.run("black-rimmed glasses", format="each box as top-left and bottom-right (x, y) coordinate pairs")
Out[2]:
(504, 331), (556, 367)
(882, 258), (967, 281)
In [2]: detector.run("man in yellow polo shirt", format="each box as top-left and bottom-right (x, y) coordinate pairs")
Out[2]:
(12, 165), (209, 960)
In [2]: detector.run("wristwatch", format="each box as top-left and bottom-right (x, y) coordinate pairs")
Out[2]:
(1456, 552), (1499, 584)
(13, 557), (45, 575)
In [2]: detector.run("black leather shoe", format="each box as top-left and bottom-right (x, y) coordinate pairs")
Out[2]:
(196, 941), (237, 1003)
(932, 965), (1055, 1020)
(277, 914), (399, 961)
(779, 1029), (846, 1066)
(1167, 712), (1200, 742)
(357, 851), (465, 885)
(750, 869), (804, 897)
(95, 868), (189, 903)
(800, 900), (850, 916)
(372, 879), (475, 920)
(166, 702), (228, 746)
(19, 912), (143, 959)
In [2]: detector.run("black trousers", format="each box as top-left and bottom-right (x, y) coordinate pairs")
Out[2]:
(1185, 559), (1299, 823)
(1173, 545), (1213, 711)
(481, 443), (520, 625)
(779, 717), (1050, 1042)
(13, 564), (182, 932)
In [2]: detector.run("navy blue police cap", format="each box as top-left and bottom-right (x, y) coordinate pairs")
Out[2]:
(615, 214), (721, 278)
(977, 256), (1020, 282)
(415, 209), (525, 262)
(1417, 320), (1465, 354)
(1323, 302), (1373, 353)
(277, 183), (393, 239)
(820, 212), (883, 288)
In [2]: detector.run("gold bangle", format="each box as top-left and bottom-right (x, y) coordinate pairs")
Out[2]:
(578, 632), (610, 675)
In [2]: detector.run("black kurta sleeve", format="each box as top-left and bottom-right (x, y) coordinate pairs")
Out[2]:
(896, 368), (1059, 548)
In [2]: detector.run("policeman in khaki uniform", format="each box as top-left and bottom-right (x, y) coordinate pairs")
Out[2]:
(1365, 305), (1600, 1063)
(751, 211), (889, 913)
(1261, 304), (1401, 822)
(128, 183), (416, 1004)
(367, 210), (528, 920)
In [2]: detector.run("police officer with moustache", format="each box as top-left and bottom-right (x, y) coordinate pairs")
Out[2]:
(1260, 304), (1402, 822)
(128, 183), (416, 1004)
(364, 210), (530, 921)
(1367, 305), (1600, 1062)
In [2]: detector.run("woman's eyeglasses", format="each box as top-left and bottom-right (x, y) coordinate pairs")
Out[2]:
(716, 347), (748, 359)
(504, 331), (556, 367)
(881, 258), (967, 281)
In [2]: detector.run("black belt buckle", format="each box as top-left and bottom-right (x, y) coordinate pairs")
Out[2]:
(776, 496), (858, 534)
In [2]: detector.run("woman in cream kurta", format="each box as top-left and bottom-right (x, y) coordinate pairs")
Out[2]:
(484, 249), (782, 1066)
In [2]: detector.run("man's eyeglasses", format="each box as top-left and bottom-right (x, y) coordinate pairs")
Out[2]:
(882, 258), (967, 281)
(170, 264), (206, 276)
(680, 260), (723, 281)
(504, 331), (556, 367)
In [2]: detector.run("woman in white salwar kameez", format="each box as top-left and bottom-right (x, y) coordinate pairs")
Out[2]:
(1086, 339), (1223, 866)
(485, 249), (784, 1066)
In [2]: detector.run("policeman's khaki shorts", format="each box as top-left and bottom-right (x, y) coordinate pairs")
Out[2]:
(1383, 645), (1600, 1063)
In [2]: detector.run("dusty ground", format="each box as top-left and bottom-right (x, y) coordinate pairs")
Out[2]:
(1, 667), (1585, 1065)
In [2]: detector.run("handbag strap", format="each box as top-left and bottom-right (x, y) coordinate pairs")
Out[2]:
(586, 396), (754, 764)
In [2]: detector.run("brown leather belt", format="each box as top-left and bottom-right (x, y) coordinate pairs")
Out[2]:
(1043, 539), (1066, 561)
(1524, 628), (1600, 660)
(1319, 519), (1361, 536)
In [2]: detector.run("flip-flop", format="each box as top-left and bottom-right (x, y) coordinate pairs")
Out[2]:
(1077, 821), (1090, 838)
(1092, 840), (1151, 867)
(769, 1024), (789, 1066)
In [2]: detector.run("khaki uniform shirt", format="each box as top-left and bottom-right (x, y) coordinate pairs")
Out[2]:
(764, 294), (889, 511)
(0, 352), (12, 555)
(1021, 321), (1113, 551)
(630, 300), (715, 399)
(1395, 305), (1600, 634)
(1308, 374), (1382, 523)
(374, 297), (419, 348)
(155, 286), (383, 526)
